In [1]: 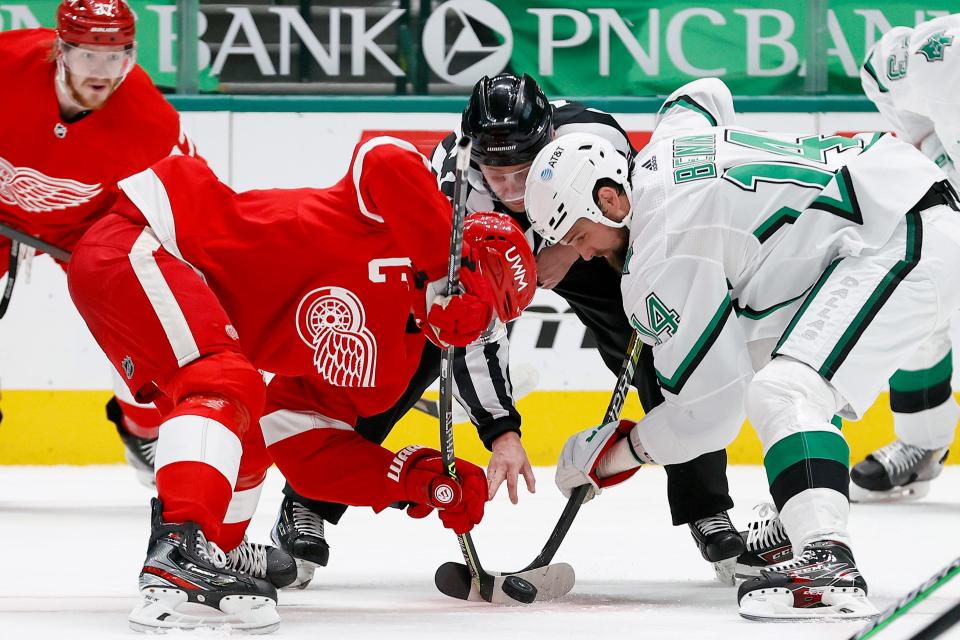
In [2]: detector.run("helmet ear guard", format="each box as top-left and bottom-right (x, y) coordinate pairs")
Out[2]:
(463, 212), (537, 322)
(524, 133), (632, 245)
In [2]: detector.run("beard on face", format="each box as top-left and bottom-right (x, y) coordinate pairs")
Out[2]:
(603, 228), (629, 272)
(68, 74), (118, 110)
(604, 252), (625, 273)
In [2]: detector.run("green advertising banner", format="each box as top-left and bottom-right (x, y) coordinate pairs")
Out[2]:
(493, 1), (957, 96)
(2, 1), (955, 96)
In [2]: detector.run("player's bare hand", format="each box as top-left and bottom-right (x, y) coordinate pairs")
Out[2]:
(487, 431), (535, 504)
(536, 243), (580, 289)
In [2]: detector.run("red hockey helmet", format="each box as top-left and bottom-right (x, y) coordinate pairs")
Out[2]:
(463, 212), (537, 322)
(56, 0), (136, 47)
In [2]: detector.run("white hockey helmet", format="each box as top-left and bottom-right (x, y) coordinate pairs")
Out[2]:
(524, 132), (631, 245)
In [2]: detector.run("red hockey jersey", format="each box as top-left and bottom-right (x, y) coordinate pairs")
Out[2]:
(116, 138), (453, 422)
(0, 29), (194, 256)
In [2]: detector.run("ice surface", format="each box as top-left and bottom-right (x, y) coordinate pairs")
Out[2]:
(1, 465), (958, 639)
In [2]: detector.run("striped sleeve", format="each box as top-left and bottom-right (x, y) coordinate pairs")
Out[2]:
(452, 336), (521, 450)
(553, 101), (635, 156)
(428, 134), (522, 449)
(430, 131), (460, 200)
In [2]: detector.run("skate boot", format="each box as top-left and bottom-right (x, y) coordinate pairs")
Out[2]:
(735, 503), (793, 580)
(688, 511), (746, 585)
(107, 396), (158, 488)
(227, 537), (298, 589)
(129, 498), (280, 634)
(851, 440), (949, 502)
(271, 496), (330, 589)
(738, 540), (876, 621)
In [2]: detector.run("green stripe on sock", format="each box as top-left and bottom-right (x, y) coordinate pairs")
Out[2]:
(889, 351), (953, 393)
(764, 431), (850, 485)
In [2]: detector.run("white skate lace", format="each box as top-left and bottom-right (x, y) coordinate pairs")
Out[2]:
(195, 531), (228, 569)
(873, 440), (926, 478)
(745, 503), (789, 552)
(766, 544), (835, 573)
(226, 537), (268, 578)
(694, 511), (734, 536)
(140, 439), (157, 466)
(292, 502), (325, 539)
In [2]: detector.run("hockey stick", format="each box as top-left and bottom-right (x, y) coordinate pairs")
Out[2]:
(435, 331), (643, 600)
(0, 225), (72, 320)
(0, 240), (20, 319)
(848, 555), (960, 640)
(436, 136), (537, 605)
(907, 598), (960, 640)
(0, 221), (72, 263)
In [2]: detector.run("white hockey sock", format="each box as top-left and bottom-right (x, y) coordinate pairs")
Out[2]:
(779, 488), (852, 554)
(597, 430), (653, 478)
(893, 396), (959, 451)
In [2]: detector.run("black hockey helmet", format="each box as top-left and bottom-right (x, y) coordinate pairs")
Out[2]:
(462, 73), (554, 167)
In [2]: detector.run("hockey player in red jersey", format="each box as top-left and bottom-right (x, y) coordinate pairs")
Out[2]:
(67, 136), (537, 633)
(0, 0), (197, 481)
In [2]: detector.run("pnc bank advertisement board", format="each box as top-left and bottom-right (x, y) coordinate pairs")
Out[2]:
(2, 1), (956, 95)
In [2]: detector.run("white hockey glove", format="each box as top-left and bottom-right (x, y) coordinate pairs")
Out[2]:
(555, 418), (642, 503)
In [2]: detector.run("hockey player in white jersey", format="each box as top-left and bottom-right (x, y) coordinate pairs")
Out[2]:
(852, 13), (960, 502)
(526, 77), (960, 620)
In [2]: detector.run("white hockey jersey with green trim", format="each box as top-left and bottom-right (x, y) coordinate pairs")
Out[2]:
(619, 78), (944, 462)
(861, 14), (960, 188)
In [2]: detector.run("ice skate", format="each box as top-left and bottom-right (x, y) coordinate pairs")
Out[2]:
(735, 503), (793, 580)
(738, 540), (877, 621)
(115, 420), (157, 488)
(688, 511), (746, 585)
(227, 537), (298, 589)
(129, 499), (280, 634)
(850, 440), (948, 503)
(271, 495), (330, 589)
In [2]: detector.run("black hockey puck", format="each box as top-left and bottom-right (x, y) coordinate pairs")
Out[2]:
(502, 575), (537, 604)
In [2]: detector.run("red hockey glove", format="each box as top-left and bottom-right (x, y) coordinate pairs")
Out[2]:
(393, 446), (488, 534)
(413, 244), (495, 348)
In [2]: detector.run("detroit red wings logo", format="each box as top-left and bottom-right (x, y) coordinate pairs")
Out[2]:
(0, 157), (102, 213)
(296, 286), (377, 387)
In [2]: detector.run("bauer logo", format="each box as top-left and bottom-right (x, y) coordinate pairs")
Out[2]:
(422, 0), (513, 86)
(433, 483), (456, 505)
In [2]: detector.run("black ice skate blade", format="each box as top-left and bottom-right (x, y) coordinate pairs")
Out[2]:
(434, 561), (575, 604)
